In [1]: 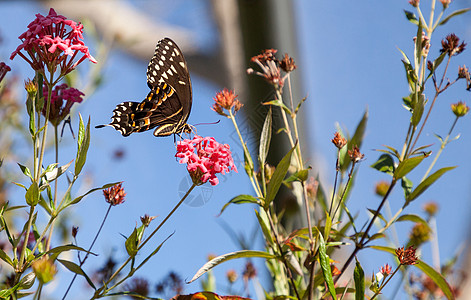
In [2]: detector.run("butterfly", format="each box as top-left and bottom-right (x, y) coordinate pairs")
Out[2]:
(96, 38), (193, 137)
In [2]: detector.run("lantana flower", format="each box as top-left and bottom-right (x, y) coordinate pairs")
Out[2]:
(42, 83), (84, 126)
(10, 8), (96, 80)
(176, 135), (237, 186)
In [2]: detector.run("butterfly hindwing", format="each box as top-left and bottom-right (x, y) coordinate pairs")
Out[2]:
(97, 37), (193, 137)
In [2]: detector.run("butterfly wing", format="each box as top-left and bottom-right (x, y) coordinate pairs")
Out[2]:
(97, 38), (192, 137)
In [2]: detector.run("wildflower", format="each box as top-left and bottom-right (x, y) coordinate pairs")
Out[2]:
(413, 32), (430, 57)
(396, 245), (419, 265)
(280, 53), (296, 73)
(249, 49), (285, 89)
(212, 89), (243, 117)
(176, 135), (237, 186)
(226, 269), (238, 283)
(24, 79), (37, 97)
(440, 33), (466, 56)
(440, 0), (451, 9)
(423, 201), (439, 217)
(409, 223), (431, 247)
(103, 182), (126, 206)
(427, 60), (433, 71)
(10, 8), (96, 79)
(409, 0), (420, 7)
(32, 256), (57, 284)
(375, 180), (390, 197)
(380, 263), (392, 276)
(348, 145), (364, 163)
(242, 261), (257, 282)
(140, 214), (156, 227)
(458, 65), (469, 79)
(451, 101), (469, 117)
(42, 83), (84, 126)
(0, 62), (11, 84)
(123, 277), (149, 299)
(331, 131), (347, 149)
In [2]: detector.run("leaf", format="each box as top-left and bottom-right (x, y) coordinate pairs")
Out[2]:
(394, 155), (426, 179)
(264, 145), (296, 210)
(188, 250), (276, 283)
(396, 214), (430, 228)
(17, 163), (33, 180)
(57, 259), (96, 289)
(45, 160), (73, 182)
(125, 227), (141, 257)
(47, 244), (96, 260)
(406, 166), (457, 203)
(219, 194), (260, 215)
(354, 260), (365, 300)
(294, 96), (307, 115)
(370, 245), (455, 300)
(318, 233), (337, 300)
(0, 248), (13, 266)
(401, 176), (413, 199)
(411, 93), (425, 127)
(262, 99), (292, 115)
(367, 209), (386, 225)
(18, 272), (35, 289)
(370, 154), (395, 175)
(62, 182), (120, 209)
(284, 167), (311, 184)
(25, 181), (40, 206)
(254, 210), (274, 245)
(75, 114), (91, 175)
(259, 108), (272, 166)
(439, 8), (471, 26)
(404, 10), (419, 25)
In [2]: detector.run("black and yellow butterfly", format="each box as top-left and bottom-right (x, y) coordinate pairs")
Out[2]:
(96, 38), (192, 136)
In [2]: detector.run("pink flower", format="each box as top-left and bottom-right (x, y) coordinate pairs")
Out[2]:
(42, 83), (84, 126)
(176, 135), (237, 186)
(10, 8), (96, 79)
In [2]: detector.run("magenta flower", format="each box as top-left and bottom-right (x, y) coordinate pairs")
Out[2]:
(42, 83), (84, 126)
(176, 135), (237, 186)
(10, 8), (96, 79)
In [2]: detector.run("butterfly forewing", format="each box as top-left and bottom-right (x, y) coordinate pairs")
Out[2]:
(97, 37), (193, 137)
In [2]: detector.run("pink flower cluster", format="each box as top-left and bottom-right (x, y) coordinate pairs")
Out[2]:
(10, 8), (96, 77)
(176, 136), (237, 186)
(42, 83), (84, 126)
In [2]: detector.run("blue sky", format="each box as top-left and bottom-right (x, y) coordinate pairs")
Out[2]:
(1, 0), (471, 299)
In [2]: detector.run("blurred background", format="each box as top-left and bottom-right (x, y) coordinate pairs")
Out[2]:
(1, 0), (471, 299)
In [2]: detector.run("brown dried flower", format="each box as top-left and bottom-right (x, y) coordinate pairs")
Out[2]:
(348, 145), (364, 163)
(440, 33), (466, 56)
(331, 132), (347, 149)
(226, 269), (238, 283)
(380, 263), (392, 276)
(396, 245), (419, 265)
(280, 53), (296, 73)
(103, 182), (126, 206)
(423, 201), (439, 217)
(409, 0), (420, 7)
(212, 89), (243, 117)
(140, 214), (156, 227)
(440, 0), (451, 9)
(251, 49), (277, 63)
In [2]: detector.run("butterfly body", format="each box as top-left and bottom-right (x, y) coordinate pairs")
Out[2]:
(97, 38), (192, 137)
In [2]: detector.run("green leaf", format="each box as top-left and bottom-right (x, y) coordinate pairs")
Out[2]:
(263, 99), (292, 115)
(57, 259), (96, 289)
(411, 93), (425, 127)
(17, 163), (33, 180)
(18, 272), (35, 289)
(25, 181), (40, 206)
(404, 10), (419, 25)
(284, 167), (311, 184)
(318, 233), (337, 300)
(75, 114), (91, 175)
(294, 96), (307, 115)
(188, 250), (276, 283)
(219, 194), (260, 215)
(254, 209), (274, 245)
(370, 245), (455, 300)
(370, 154), (395, 175)
(354, 260), (365, 300)
(396, 214), (430, 228)
(264, 145), (296, 210)
(62, 182), (120, 209)
(47, 244), (95, 260)
(394, 155), (426, 179)
(439, 8), (471, 26)
(45, 160), (73, 182)
(401, 176), (413, 199)
(259, 108), (272, 166)
(406, 166), (457, 203)
(125, 227), (140, 257)
(0, 248), (13, 266)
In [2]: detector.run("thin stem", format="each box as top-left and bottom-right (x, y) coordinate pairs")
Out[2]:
(328, 152), (341, 216)
(62, 204), (113, 300)
(46, 126), (60, 251)
(36, 76), (54, 182)
(92, 183), (197, 299)
(335, 178), (397, 283)
(332, 162), (355, 221)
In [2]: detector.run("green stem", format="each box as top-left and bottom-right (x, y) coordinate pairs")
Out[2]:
(46, 125), (60, 251)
